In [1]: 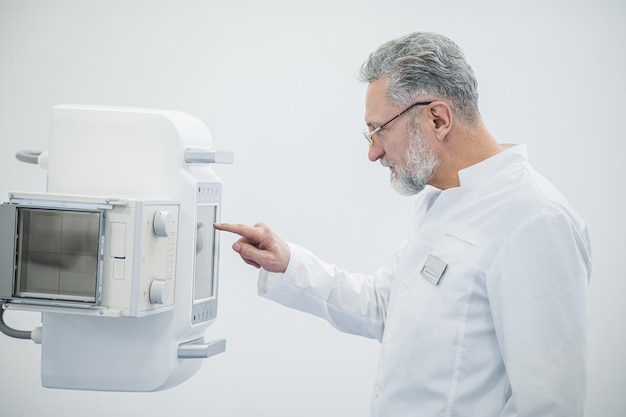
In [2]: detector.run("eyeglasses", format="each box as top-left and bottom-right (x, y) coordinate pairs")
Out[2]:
(362, 100), (433, 146)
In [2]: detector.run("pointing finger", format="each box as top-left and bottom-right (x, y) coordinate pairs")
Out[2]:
(214, 222), (264, 244)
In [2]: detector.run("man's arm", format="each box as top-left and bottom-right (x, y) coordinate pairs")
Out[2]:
(487, 211), (592, 416)
(214, 222), (394, 341)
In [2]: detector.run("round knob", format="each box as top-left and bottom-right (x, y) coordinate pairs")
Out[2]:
(149, 279), (169, 304)
(153, 211), (174, 237)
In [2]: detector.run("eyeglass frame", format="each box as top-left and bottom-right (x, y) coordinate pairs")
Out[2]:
(362, 100), (433, 146)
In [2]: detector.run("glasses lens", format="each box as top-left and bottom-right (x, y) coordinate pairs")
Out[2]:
(362, 127), (373, 145)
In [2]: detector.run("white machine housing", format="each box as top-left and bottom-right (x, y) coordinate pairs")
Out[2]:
(0, 104), (232, 391)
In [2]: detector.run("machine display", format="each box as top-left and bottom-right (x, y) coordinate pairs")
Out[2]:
(0, 104), (232, 391)
(193, 201), (219, 324)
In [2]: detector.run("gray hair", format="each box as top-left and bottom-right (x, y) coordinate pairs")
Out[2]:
(358, 32), (480, 121)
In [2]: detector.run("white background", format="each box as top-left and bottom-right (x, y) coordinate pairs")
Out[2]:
(0, 0), (624, 415)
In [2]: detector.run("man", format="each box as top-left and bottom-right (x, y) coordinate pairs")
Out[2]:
(214, 32), (592, 416)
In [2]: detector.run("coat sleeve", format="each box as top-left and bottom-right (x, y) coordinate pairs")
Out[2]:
(486, 210), (592, 417)
(257, 242), (397, 342)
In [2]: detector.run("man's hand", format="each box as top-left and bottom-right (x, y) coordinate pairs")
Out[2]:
(213, 222), (290, 273)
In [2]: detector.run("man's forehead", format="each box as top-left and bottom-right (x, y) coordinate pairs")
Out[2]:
(365, 77), (388, 100)
(364, 77), (395, 124)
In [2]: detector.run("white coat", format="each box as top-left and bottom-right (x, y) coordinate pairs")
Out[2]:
(259, 145), (592, 416)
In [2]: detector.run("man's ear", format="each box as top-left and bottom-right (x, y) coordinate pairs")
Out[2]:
(428, 101), (452, 142)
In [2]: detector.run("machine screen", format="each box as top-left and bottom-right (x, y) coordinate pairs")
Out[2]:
(194, 205), (217, 301)
(15, 208), (101, 302)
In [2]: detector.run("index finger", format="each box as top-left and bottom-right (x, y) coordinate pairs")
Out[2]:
(213, 222), (263, 243)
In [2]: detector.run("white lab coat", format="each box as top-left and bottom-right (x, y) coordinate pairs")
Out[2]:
(259, 145), (592, 416)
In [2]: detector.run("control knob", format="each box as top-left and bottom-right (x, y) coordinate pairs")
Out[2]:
(149, 279), (169, 304)
(153, 210), (174, 237)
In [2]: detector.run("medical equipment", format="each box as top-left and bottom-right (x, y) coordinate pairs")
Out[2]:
(0, 104), (232, 391)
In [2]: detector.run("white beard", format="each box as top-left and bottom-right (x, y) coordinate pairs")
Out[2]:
(382, 127), (440, 195)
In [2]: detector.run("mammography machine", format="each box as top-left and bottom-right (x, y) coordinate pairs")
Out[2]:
(0, 104), (232, 391)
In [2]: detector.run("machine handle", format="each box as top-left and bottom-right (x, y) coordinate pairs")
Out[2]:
(184, 147), (233, 164)
(15, 150), (49, 170)
(177, 338), (226, 359)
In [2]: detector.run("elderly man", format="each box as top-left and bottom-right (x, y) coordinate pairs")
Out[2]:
(215, 31), (591, 417)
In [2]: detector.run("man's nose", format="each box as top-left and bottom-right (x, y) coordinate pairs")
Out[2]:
(368, 140), (384, 162)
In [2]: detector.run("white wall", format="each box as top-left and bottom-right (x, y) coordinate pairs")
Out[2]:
(0, 0), (624, 415)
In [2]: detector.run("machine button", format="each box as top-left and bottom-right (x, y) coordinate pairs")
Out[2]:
(110, 222), (127, 258)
